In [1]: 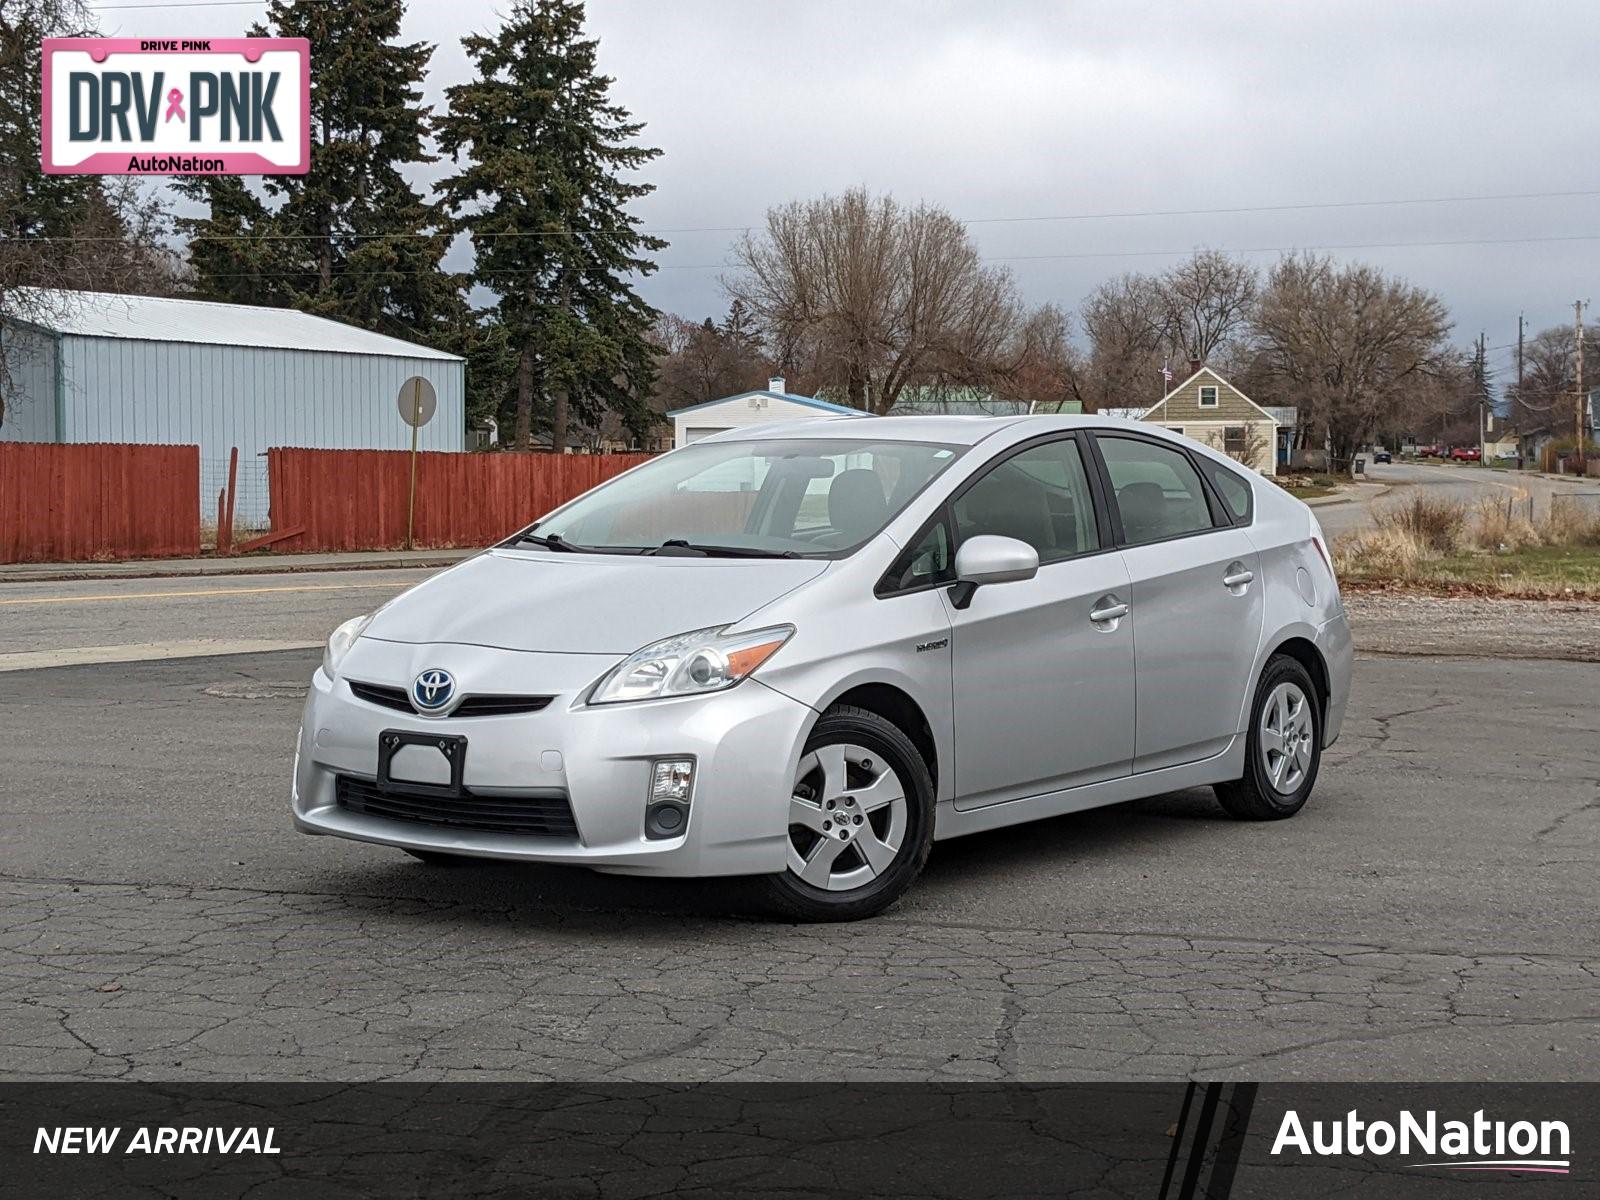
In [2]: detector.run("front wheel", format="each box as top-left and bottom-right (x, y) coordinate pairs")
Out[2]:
(1214, 655), (1323, 820)
(755, 705), (935, 922)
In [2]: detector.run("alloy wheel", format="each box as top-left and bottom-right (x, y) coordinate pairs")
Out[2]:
(787, 743), (908, 891)
(1259, 681), (1314, 794)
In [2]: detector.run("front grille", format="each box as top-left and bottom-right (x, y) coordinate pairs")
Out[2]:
(336, 775), (579, 838)
(348, 681), (413, 712)
(347, 681), (554, 718)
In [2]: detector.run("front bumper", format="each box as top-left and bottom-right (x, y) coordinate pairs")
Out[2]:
(293, 638), (815, 877)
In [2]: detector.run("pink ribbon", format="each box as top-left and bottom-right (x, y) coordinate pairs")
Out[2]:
(164, 88), (185, 123)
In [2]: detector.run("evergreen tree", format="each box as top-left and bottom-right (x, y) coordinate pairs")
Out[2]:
(0, 1), (101, 241)
(179, 0), (464, 344)
(437, 0), (664, 450)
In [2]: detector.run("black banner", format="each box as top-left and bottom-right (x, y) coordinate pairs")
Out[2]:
(2, 1083), (1593, 1197)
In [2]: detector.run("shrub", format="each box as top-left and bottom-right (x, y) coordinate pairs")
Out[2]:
(1469, 496), (1541, 553)
(1539, 497), (1600, 547)
(1371, 493), (1468, 554)
(1333, 525), (1429, 576)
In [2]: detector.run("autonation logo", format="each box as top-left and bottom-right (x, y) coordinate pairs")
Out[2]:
(1272, 1108), (1571, 1175)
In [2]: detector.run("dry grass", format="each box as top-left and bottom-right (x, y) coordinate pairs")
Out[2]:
(1370, 492), (1469, 553)
(1334, 491), (1600, 596)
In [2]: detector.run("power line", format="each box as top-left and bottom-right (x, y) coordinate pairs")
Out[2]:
(172, 231), (1600, 279)
(89, 0), (329, 8)
(11, 186), (1600, 245)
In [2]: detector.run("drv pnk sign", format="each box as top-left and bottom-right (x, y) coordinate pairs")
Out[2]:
(41, 38), (309, 175)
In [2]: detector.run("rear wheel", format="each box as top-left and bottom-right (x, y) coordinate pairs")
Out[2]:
(1214, 655), (1322, 820)
(756, 705), (935, 922)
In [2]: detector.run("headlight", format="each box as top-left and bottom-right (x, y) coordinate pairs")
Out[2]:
(322, 614), (374, 678)
(588, 625), (794, 705)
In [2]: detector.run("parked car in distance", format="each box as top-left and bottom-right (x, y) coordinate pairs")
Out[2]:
(1371, 449), (1392, 464)
(295, 416), (1354, 920)
(1416, 444), (1444, 458)
(1449, 446), (1481, 462)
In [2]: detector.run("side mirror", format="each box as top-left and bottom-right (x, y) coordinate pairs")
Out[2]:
(949, 535), (1039, 610)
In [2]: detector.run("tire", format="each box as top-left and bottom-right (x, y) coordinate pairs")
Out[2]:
(1213, 655), (1323, 821)
(755, 705), (936, 922)
(404, 848), (473, 867)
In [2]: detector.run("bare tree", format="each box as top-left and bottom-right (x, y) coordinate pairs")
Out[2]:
(1253, 253), (1452, 464)
(650, 305), (770, 410)
(1076, 272), (1166, 410)
(1154, 249), (1258, 363)
(1507, 324), (1600, 440)
(728, 189), (1021, 414)
(998, 303), (1086, 410)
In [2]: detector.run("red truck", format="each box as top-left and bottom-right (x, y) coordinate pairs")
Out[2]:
(1449, 446), (1481, 462)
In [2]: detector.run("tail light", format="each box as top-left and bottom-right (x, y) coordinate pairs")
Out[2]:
(1311, 534), (1338, 589)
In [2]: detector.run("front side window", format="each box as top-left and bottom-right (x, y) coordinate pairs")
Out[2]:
(952, 438), (1100, 565)
(525, 438), (962, 556)
(1095, 435), (1214, 546)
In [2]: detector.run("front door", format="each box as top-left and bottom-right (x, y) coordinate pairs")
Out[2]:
(1091, 433), (1265, 773)
(943, 435), (1136, 809)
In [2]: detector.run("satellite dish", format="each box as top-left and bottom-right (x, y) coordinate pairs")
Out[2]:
(397, 377), (438, 428)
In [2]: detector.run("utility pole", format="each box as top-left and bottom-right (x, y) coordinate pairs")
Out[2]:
(1577, 300), (1587, 471)
(1477, 331), (1487, 467)
(1516, 313), (1524, 391)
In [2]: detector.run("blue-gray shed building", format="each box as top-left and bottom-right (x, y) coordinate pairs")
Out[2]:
(1, 288), (465, 526)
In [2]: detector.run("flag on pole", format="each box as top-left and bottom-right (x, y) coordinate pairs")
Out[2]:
(1161, 360), (1174, 385)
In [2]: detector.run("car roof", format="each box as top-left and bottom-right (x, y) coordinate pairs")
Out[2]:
(698, 413), (1159, 447)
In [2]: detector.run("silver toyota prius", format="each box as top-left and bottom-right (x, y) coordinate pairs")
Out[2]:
(294, 415), (1352, 920)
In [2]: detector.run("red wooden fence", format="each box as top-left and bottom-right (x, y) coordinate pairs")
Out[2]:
(0, 443), (201, 564)
(264, 448), (655, 552)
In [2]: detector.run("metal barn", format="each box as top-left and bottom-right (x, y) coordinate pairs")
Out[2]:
(0, 288), (465, 526)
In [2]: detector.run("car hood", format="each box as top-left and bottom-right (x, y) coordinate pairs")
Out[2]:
(361, 548), (829, 655)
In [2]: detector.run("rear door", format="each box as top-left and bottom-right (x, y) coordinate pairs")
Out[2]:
(1088, 433), (1265, 774)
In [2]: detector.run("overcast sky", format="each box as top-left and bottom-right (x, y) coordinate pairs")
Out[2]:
(102, 0), (1599, 372)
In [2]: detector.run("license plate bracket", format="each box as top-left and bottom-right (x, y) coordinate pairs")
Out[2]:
(377, 729), (467, 799)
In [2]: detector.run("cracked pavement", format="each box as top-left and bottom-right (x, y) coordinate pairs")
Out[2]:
(1, 649), (1596, 1082)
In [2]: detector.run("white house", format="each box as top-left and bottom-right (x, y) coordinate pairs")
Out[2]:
(668, 378), (861, 448)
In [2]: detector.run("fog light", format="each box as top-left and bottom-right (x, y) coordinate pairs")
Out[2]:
(646, 758), (694, 841)
(650, 758), (694, 804)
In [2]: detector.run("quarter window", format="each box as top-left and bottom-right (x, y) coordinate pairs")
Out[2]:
(953, 438), (1100, 564)
(1199, 458), (1254, 524)
(878, 517), (954, 594)
(1095, 435), (1214, 546)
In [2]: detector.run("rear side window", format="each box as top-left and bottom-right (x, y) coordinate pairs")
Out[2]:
(1199, 458), (1253, 524)
(1095, 435), (1213, 546)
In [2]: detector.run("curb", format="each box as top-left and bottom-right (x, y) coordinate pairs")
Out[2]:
(1304, 483), (1391, 509)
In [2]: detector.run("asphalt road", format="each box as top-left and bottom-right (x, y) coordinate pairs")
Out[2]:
(2, 564), (1596, 1083)
(1314, 460), (1600, 538)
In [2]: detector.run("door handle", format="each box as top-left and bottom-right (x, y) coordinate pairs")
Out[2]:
(1089, 600), (1129, 623)
(1223, 567), (1254, 588)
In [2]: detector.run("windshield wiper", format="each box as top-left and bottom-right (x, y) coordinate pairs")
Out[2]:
(649, 539), (801, 559)
(509, 531), (582, 552)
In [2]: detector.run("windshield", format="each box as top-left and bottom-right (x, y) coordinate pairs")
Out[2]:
(518, 438), (964, 557)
